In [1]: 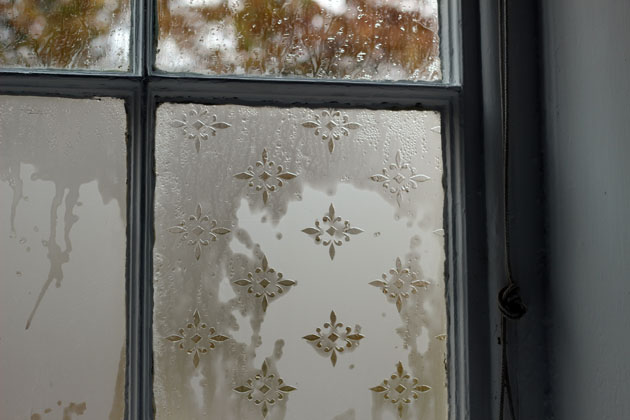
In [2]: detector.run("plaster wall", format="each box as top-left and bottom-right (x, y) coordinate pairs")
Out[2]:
(541, 1), (630, 418)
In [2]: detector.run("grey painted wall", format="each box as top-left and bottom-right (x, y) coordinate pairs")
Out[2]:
(541, 1), (630, 419)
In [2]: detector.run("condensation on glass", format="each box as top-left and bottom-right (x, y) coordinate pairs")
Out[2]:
(0, 0), (131, 70)
(0, 96), (127, 419)
(156, 0), (440, 81)
(153, 103), (447, 420)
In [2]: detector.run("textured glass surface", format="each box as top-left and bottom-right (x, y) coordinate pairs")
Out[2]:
(0, 96), (127, 419)
(156, 0), (440, 81)
(154, 104), (447, 420)
(0, 0), (130, 70)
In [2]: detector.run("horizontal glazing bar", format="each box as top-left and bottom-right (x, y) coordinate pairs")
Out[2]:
(0, 74), (141, 98)
(1, 74), (460, 108)
(148, 77), (460, 109)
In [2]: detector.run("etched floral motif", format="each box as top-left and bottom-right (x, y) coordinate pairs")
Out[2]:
(234, 360), (296, 418)
(233, 149), (298, 204)
(302, 203), (364, 260)
(170, 107), (231, 153)
(303, 310), (364, 366)
(369, 257), (430, 313)
(370, 361), (432, 418)
(302, 109), (361, 153)
(168, 203), (231, 260)
(166, 309), (230, 368)
(233, 255), (297, 312)
(370, 151), (431, 207)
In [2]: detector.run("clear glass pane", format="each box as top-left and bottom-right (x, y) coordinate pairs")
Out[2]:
(156, 0), (440, 81)
(153, 104), (447, 419)
(0, 96), (127, 419)
(0, 0), (131, 70)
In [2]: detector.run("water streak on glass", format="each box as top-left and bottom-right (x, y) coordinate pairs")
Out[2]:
(156, 0), (440, 80)
(0, 0), (130, 70)
(153, 104), (447, 419)
(0, 96), (127, 419)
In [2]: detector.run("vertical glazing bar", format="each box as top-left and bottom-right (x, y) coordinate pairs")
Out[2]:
(142, 88), (156, 420)
(127, 88), (143, 420)
(460, 0), (491, 419)
(146, 0), (157, 75)
(132, 0), (146, 76)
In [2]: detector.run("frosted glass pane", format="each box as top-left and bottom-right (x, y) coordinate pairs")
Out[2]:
(0, 0), (130, 70)
(0, 96), (127, 419)
(156, 0), (440, 81)
(154, 104), (446, 420)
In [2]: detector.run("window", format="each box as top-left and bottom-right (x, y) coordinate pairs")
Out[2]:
(0, 0), (489, 419)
